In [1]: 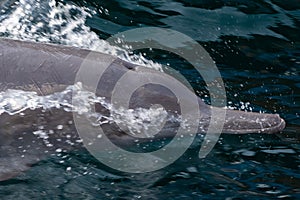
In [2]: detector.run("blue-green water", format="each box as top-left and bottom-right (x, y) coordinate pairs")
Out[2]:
(0, 0), (299, 199)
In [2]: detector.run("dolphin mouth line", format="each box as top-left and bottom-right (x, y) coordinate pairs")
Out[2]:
(224, 118), (286, 134)
(0, 37), (287, 137)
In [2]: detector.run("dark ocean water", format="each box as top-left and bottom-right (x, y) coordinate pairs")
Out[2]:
(0, 0), (299, 199)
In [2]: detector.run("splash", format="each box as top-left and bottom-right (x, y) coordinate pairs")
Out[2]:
(0, 82), (177, 137)
(226, 101), (254, 112)
(0, 0), (162, 71)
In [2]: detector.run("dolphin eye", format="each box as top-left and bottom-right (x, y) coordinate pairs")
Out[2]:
(121, 60), (138, 71)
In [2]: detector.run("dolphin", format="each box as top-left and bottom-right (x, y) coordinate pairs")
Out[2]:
(0, 38), (285, 180)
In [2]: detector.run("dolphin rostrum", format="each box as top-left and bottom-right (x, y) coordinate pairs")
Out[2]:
(0, 38), (285, 180)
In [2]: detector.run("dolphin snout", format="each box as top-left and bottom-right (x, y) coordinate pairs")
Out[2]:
(222, 109), (286, 134)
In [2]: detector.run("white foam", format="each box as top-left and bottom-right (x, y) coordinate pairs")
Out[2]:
(0, 0), (162, 71)
(0, 82), (181, 137)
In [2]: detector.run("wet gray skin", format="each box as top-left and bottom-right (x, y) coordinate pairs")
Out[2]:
(0, 38), (285, 181)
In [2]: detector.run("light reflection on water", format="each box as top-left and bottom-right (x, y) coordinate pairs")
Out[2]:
(0, 0), (299, 199)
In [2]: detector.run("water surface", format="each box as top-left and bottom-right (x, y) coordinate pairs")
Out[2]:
(0, 0), (299, 199)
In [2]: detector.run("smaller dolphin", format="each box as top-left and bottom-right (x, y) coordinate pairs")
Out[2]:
(0, 38), (285, 180)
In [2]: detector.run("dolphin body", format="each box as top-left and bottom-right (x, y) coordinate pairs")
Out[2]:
(0, 38), (285, 181)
